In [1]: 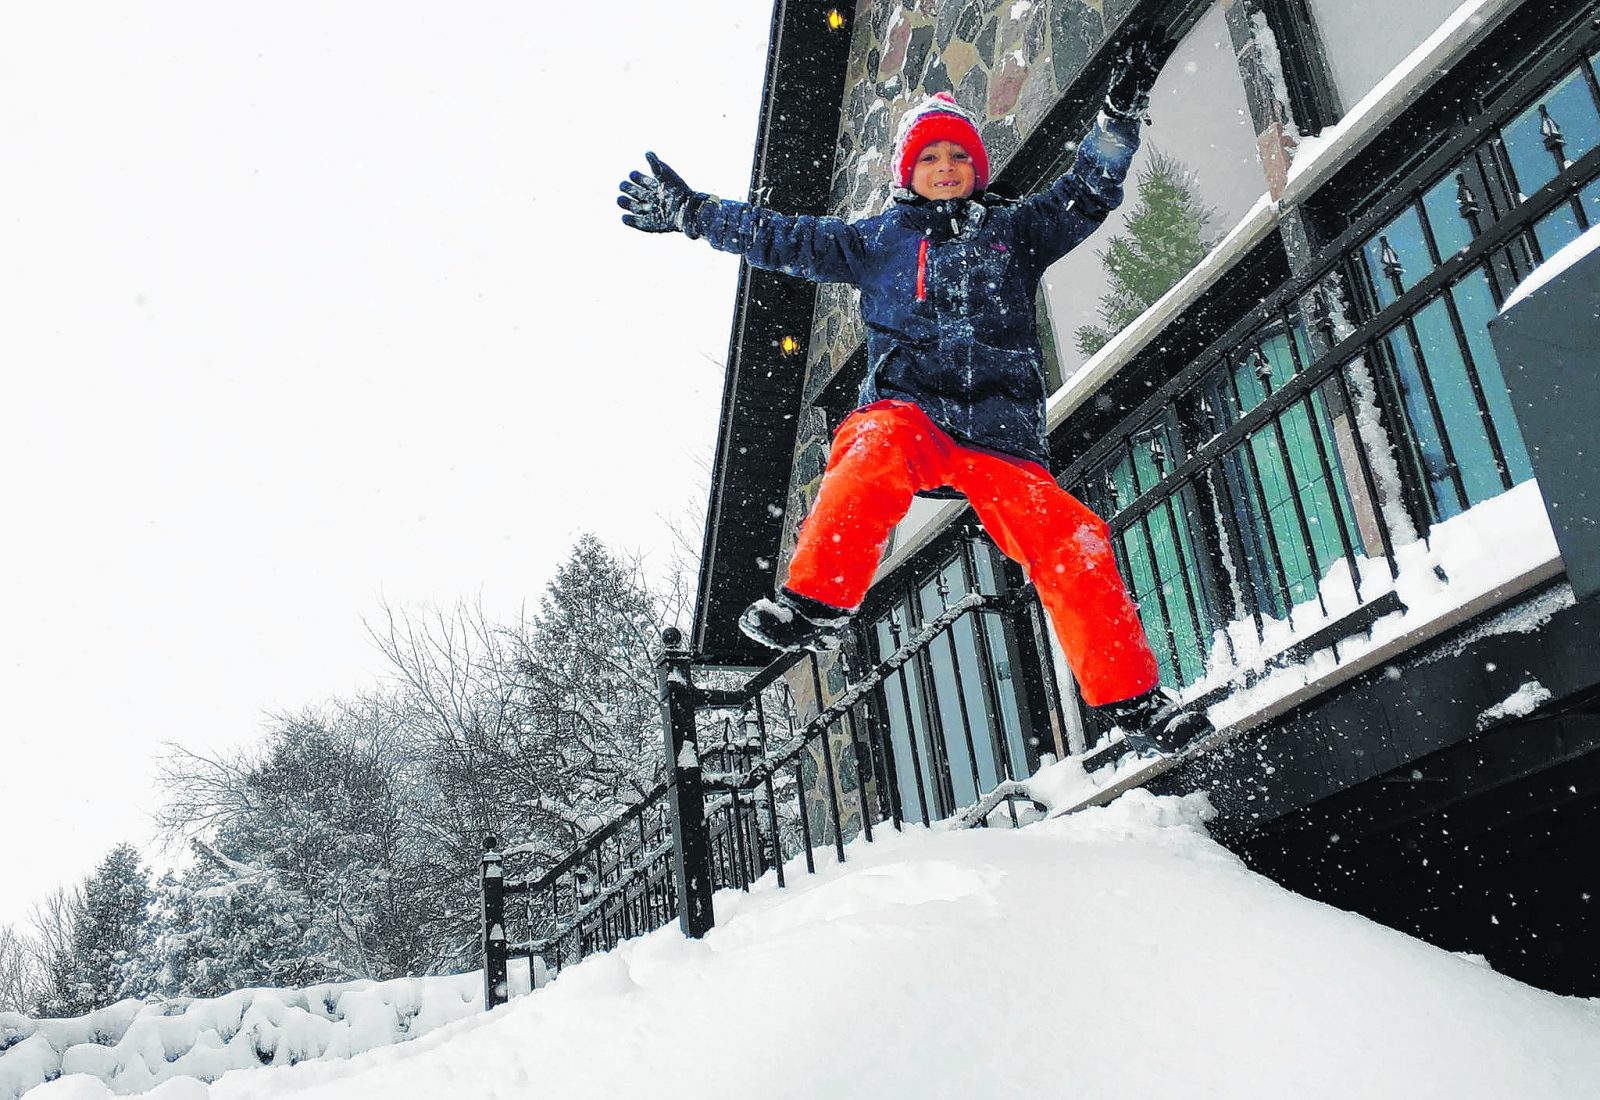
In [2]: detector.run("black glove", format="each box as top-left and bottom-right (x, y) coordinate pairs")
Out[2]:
(1104, 24), (1176, 122)
(617, 152), (709, 238)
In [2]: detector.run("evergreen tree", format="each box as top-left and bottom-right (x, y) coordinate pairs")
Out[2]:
(521, 534), (669, 829)
(71, 844), (152, 1008)
(147, 851), (319, 997)
(1076, 149), (1220, 357)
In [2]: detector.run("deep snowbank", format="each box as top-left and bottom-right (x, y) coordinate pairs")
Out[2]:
(0, 974), (482, 1099)
(27, 792), (1600, 1099)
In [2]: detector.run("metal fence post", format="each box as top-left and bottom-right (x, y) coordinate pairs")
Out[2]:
(658, 627), (715, 938)
(481, 835), (509, 1010)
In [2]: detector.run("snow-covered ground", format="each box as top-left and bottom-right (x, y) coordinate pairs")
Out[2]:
(24, 793), (1600, 1099)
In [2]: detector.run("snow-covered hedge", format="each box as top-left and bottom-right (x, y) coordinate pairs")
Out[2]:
(0, 972), (486, 1098)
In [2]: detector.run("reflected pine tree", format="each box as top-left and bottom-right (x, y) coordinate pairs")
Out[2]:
(1076, 149), (1220, 357)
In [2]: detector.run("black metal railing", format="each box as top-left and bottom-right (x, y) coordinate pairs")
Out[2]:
(480, 582), (1045, 1009)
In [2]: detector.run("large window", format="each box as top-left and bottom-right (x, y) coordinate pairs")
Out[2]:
(865, 538), (1038, 823)
(1306, 0), (1474, 111)
(1042, 3), (1266, 380)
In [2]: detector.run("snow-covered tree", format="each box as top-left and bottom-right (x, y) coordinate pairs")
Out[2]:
(368, 534), (688, 961)
(1076, 149), (1220, 357)
(140, 531), (692, 982)
(517, 533), (672, 832)
(119, 857), (296, 997)
(72, 844), (153, 1007)
(154, 701), (436, 990)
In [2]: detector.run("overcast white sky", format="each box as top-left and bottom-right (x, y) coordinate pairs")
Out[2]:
(0, 3), (771, 927)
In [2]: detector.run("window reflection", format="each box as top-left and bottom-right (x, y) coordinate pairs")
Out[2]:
(1361, 206), (1430, 308)
(1449, 271), (1533, 485)
(1421, 170), (1478, 261)
(1042, 4), (1263, 379)
(1381, 320), (1461, 519)
(1499, 68), (1600, 200)
(865, 541), (1035, 823)
(1307, 0), (1472, 111)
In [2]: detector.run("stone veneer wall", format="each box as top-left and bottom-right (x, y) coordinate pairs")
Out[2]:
(777, 0), (1300, 574)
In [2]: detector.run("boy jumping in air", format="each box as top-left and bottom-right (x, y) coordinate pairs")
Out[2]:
(618, 33), (1208, 754)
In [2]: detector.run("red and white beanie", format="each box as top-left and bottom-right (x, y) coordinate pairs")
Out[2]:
(892, 92), (991, 191)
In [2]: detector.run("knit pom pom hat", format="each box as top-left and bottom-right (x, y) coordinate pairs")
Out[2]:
(892, 92), (991, 191)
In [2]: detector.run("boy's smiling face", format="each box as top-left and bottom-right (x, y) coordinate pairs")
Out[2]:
(909, 140), (976, 200)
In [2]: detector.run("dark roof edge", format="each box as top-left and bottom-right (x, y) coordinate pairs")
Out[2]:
(692, 0), (791, 652)
(691, 0), (853, 655)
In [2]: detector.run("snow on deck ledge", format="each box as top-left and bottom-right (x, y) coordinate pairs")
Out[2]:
(1200, 479), (1566, 742)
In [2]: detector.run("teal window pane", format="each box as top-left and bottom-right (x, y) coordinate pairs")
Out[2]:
(919, 572), (981, 808)
(1145, 502), (1207, 683)
(1232, 353), (1269, 414)
(1410, 294), (1503, 504)
(1110, 456), (1138, 513)
(1450, 269), (1535, 485)
(1278, 400), (1349, 572)
(1122, 523), (1178, 685)
(1363, 206), (1431, 308)
(1501, 68), (1600, 198)
(1421, 169), (1476, 259)
(1132, 437), (1161, 495)
(1305, 387), (1364, 555)
(1533, 199), (1585, 260)
(966, 544), (1032, 779)
(1171, 483), (1220, 640)
(873, 611), (938, 823)
(1383, 324), (1462, 520)
(1582, 174), (1600, 225)
(1249, 430), (1319, 605)
(1225, 329), (1298, 424)
(1218, 450), (1282, 618)
(1203, 365), (1244, 431)
(1289, 311), (1314, 375)
(1258, 327), (1299, 386)
(1129, 415), (1182, 494)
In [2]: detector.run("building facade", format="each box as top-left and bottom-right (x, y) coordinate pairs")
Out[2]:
(694, 0), (1600, 994)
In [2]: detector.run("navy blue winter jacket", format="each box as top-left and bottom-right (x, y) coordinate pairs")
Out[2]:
(691, 112), (1141, 467)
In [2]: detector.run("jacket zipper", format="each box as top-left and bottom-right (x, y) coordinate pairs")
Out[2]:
(916, 238), (929, 301)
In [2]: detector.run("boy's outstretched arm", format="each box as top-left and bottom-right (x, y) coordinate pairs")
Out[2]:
(618, 153), (864, 286)
(1018, 26), (1176, 265)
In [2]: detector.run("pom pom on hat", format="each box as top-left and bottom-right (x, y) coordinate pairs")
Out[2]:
(892, 92), (990, 191)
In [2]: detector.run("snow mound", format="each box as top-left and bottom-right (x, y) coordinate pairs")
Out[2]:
(0, 973), (483, 1099)
(24, 792), (1600, 1099)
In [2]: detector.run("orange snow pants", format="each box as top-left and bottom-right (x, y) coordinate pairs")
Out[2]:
(785, 401), (1159, 707)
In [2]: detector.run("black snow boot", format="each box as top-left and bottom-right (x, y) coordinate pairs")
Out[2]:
(1101, 686), (1212, 757)
(739, 588), (854, 653)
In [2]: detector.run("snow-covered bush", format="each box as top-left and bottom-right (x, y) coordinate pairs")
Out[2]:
(0, 972), (486, 1099)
